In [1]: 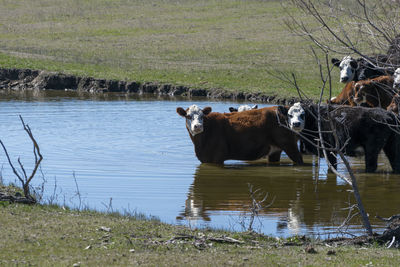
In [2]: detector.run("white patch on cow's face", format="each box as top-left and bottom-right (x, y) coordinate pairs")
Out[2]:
(394, 68), (400, 89)
(339, 56), (356, 83)
(185, 105), (205, 136)
(287, 102), (305, 132)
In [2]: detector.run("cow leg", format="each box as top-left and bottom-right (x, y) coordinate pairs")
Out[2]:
(268, 150), (282, 163)
(383, 137), (400, 173)
(281, 142), (303, 165)
(364, 146), (380, 173)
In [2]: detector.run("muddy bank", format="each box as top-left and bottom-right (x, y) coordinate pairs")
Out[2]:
(0, 67), (300, 104)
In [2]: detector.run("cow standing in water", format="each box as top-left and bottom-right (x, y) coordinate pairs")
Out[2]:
(283, 102), (400, 173)
(176, 105), (303, 165)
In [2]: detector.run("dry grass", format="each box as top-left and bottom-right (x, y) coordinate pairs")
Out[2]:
(0, 0), (344, 99)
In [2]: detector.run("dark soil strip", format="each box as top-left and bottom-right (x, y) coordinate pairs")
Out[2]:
(0, 67), (300, 104)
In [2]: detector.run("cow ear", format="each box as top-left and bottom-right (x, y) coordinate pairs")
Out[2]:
(331, 58), (340, 67)
(229, 107), (237, 112)
(350, 60), (358, 69)
(277, 106), (288, 116)
(176, 107), (187, 117)
(203, 107), (212, 115)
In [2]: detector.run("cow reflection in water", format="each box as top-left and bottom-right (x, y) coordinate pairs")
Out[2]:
(178, 162), (400, 234)
(177, 163), (350, 234)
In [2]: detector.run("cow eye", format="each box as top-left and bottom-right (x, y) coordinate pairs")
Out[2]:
(339, 67), (343, 70)
(288, 114), (293, 118)
(300, 114), (304, 119)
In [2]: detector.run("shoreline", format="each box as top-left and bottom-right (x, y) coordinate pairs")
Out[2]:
(0, 67), (301, 105)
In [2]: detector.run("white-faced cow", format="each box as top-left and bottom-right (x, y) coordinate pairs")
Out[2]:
(393, 68), (400, 90)
(176, 104), (303, 165)
(229, 104), (258, 113)
(282, 102), (400, 173)
(331, 55), (387, 83)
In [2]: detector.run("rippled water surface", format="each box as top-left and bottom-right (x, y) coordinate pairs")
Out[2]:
(1, 91), (399, 238)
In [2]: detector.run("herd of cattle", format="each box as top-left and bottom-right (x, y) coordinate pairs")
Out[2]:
(177, 56), (400, 174)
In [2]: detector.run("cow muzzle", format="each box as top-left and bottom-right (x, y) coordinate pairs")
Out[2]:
(190, 123), (203, 136)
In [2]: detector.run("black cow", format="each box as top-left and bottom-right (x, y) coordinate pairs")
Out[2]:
(280, 103), (400, 173)
(331, 55), (388, 83)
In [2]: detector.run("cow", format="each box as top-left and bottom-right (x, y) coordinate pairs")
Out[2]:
(228, 104), (258, 113)
(329, 81), (356, 105)
(353, 75), (395, 109)
(281, 102), (400, 173)
(331, 55), (388, 83)
(394, 68), (400, 90)
(176, 104), (303, 165)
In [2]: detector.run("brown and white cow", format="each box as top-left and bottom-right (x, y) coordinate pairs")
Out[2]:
(329, 81), (356, 106)
(176, 104), (303, 165)
(384, 68), (400, 114)
(353, 75), (395, 109)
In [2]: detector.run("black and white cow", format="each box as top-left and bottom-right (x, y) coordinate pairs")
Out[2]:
(281, 102), (400, 173)
(394, 67), (400, 90)
(229, 104), (258, 113)
(331, 55), (388, 83)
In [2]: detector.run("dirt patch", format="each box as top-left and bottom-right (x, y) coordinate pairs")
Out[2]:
(0, 67), (300, 105)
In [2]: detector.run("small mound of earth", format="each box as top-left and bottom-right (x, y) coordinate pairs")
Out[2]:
(0, 185), (35, 204)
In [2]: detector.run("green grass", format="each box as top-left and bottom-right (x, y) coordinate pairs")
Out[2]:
(0, 0), (346, 99)
(1, 202), (400, 266)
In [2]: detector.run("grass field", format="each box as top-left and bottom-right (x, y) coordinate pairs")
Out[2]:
(0, 0), (346, 99)
(1, 202), (399, 266)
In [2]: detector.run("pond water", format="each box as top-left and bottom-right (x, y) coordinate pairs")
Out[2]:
(0, 91), (399, 238)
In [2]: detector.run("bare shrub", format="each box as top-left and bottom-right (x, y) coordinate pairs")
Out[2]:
(0, 115), (43, 203)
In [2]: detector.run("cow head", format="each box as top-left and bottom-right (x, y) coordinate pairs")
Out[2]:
(287, 102), (305, 132)
(394, 68), (400, 89)
(177, 105), (212, 136)
(332, 56), (358, 83)
(353, 81), (370, 107)
(228, 104), (258, 112)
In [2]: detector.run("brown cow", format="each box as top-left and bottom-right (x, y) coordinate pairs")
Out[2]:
(353, 75), (395, 109)
(330, 81), (356, 105)
(176, 105), (303, 165)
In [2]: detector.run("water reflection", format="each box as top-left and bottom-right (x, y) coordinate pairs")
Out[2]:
(179, 155), (400, 236)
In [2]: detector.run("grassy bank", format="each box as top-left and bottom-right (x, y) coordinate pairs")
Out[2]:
(0, 0), (345, 100)
(1, 202), (400, 266)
